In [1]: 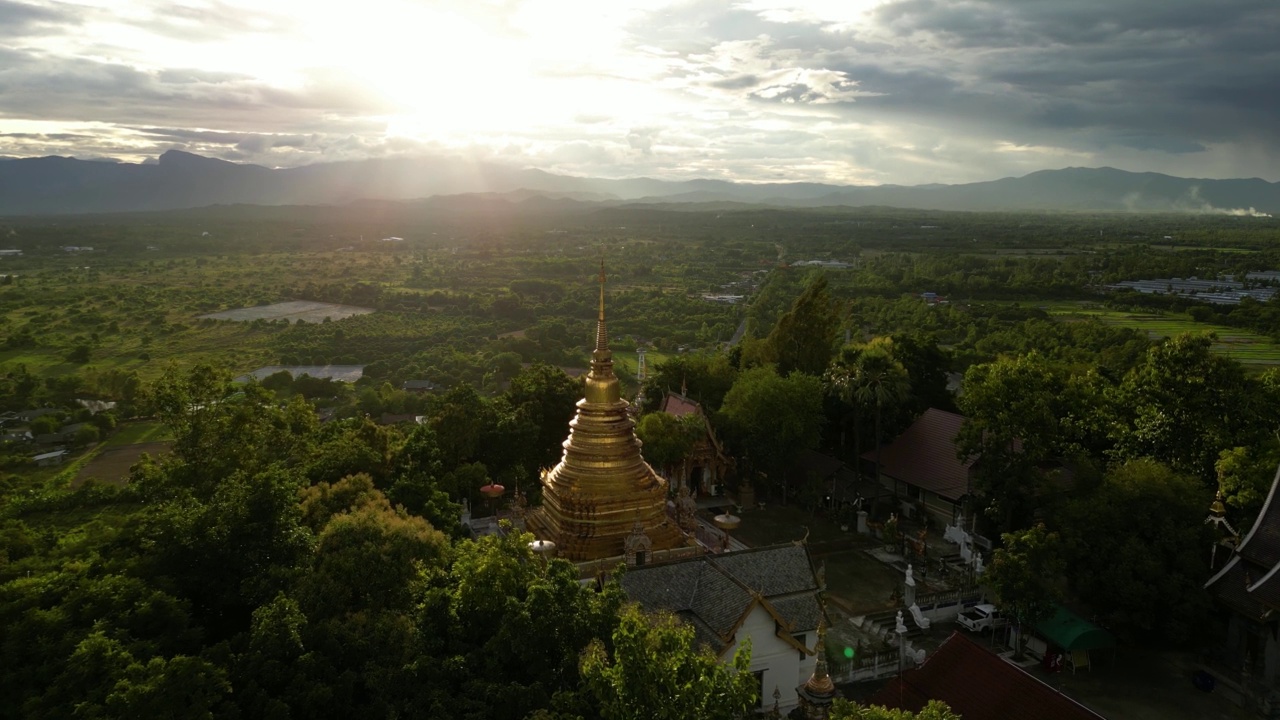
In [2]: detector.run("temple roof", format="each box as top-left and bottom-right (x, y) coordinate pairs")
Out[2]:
(661, 392), (702, 417)
(1237, 465), (1280, 569)
(871, 632), (1106, 720)
(620, 543), (823, 656)
(863, 408), (974, 501)
(1207, 556), (1268, 621)
(1207, 463), (1280, 620)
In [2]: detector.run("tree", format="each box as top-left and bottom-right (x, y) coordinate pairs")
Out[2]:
(642, 353), (739, 413)
(829, 340), (911, 516)
(1215, 444), (1280, 525)
(1058, 459), (1211, 644)
(957, 352), (1106, 534)
(500, 362), (582, 475)
(831, 699), (962, 720)
(29, 414), (61, 436)
(985, 524), (1064, 658)
(1112, 333), (1260, 483)
(718, 366), (824, 503)
(72, 424), (100, 447)
(765, 274), (841, 376)
(635, 412), (703, 470)
(889, 333), (955, 414)
(66, 344), (91, 364)
(852, 347), (910, 516)
(580, 605), (757, 720)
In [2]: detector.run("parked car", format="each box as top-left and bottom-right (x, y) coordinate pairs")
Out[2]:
(958, 603), (1007, 632)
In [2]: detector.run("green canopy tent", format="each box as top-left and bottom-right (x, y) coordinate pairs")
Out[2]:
(1034, 606), (1116, 672)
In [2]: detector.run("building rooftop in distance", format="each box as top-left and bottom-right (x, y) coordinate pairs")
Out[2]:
(236, 365), (365, 383)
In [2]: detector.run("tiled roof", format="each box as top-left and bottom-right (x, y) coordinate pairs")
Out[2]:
(710, 544), (818, 597)
(1246, 562), (1280, 612)
(1208, 464), (1280, 620)
(620, 544), (822, 654)
(661, 392), (702, 417)
(870, 632), (1106, 720)
(862, 408), (973, 501)
(1206, 556), (1267, 622)
(769, 594), (823, 634)
(1238, 465), (1280, 569)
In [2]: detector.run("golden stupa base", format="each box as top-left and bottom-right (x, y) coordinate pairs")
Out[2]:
(526, 505), (686, 562)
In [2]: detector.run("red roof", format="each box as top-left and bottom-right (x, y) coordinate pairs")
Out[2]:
(862, 408), (973, 501)
(661, 392), (702, 418)
(871, 632), (1106, 720)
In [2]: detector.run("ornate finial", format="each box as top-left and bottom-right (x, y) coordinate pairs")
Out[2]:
(1210, 490), (1227, 518)
(802, 612), (836, 698)
(593, 259), (611, 358)
(598, 258), (606, 322)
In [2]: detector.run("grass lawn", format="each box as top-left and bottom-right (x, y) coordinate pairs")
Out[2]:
(824, 549), (903, 615)
(730, 504), (848, 547)
(613, 349), (671, 376)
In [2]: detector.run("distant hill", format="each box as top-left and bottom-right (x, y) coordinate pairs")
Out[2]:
(0, 150), (1277, 216)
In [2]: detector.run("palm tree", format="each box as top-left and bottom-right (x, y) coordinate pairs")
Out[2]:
(825, 340), (911, 517)
(852, 347), (911, 519)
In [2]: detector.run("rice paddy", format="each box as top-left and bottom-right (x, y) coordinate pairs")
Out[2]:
(1019, 300), (1280, 365)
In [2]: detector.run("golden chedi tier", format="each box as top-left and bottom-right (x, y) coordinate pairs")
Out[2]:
(526, 262), (683, 561)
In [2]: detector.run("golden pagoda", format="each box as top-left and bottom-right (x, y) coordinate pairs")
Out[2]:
(526, 261), (684, 561)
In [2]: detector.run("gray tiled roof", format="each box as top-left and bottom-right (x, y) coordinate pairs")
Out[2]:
(620, 543), (822, 652)
(770, 593), (824, 633)
(711, 544), (818, 597)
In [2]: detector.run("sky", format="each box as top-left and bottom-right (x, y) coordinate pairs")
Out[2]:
(1, 0), (1279, 185)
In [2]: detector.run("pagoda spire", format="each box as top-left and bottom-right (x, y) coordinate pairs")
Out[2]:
(524, 257), (685, 561)
(595, 259), (609, 355)
(586, 259), (618, 404)
(797, 611), (838, 718)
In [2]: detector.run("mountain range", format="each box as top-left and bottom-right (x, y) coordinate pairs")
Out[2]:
(0, 150), (1276, 216)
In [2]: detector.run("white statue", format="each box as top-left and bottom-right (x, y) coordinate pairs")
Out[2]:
(905, 564), (915, 587)
(895, 610), (907, 635)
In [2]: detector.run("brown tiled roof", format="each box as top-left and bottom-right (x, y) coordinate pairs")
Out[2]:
(661, 392), (702, 417)
(870, 632), (1106, 720)
(1237, 465), (1280, 569)
(862, 408), (973, 501)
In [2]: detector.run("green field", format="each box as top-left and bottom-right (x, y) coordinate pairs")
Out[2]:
(105, 420), (174, 447)
(1022, 300), (1280, 365)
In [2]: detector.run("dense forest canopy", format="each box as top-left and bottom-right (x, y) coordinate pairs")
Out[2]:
(4, 205), (1280, 716)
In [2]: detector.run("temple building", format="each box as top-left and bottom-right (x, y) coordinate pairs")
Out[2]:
(525, 263), (685, 562)
(1203, 465), (1280, 714)
(655, 388), (733, 498)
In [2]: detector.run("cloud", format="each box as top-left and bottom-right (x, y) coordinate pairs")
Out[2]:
(0, 0), (78, 38)
(0, 0), (1277, 183)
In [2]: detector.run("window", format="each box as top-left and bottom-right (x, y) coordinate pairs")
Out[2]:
(752, 670), (765, 709)
(794, 632), (807, 660)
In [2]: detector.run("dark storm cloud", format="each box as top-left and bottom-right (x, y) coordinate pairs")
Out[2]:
(0, 48), (393, 130)
(639, 0), (1280, 164)
(0, 0), (78, 38)
(708, 74), (760, 90)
